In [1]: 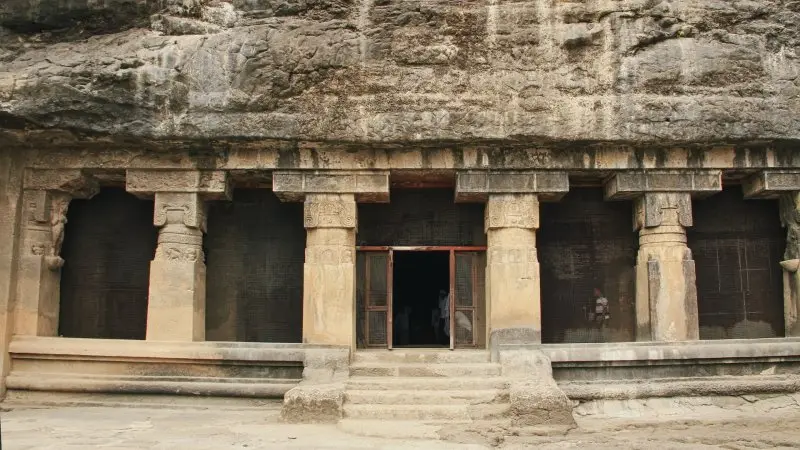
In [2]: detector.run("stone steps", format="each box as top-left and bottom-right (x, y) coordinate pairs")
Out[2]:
(353, 349), (490, 364)
(346, 376), (509, 391)
(349, 362), (501, 378)
(342, 403), (510, 421)
(345, 389), (508, 405)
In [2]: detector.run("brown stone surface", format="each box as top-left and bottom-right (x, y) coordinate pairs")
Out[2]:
(744, 170), (800, 199)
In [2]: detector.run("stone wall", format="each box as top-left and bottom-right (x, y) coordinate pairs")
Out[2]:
(1, 0), (799, 148)
(0, 149), (24, 398)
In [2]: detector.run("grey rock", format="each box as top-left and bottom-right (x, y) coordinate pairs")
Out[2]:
(280, 383), (344, 424)
(0, 0), (798, 147)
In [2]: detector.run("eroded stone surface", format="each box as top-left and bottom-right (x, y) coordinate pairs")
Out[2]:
(1, 1), (799, 147)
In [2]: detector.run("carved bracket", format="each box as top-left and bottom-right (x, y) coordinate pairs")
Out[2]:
(126, 170), (230, 200)
(634, 192), (693, 230)
(605, 170), (721, 201)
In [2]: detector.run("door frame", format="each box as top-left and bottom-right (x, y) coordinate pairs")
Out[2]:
(357, 246), (487, 350)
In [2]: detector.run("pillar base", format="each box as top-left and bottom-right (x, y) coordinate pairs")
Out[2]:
(499, 348), (576, 428)
(146, 259), (206, 341)
(281, 383), (345, 424)
(490, 327), (541, 362)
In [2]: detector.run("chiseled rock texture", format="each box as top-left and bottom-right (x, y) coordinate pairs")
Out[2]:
(0, 0), (799, 147)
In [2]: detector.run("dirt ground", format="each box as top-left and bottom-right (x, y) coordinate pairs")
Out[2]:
(2, 402), (800, 449)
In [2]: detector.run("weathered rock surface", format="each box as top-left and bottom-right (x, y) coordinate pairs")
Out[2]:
(1, 0), (799, 148)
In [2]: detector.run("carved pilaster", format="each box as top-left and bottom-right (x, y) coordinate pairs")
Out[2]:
(15, 170), (98, 337)
(779, 192), (800, 336)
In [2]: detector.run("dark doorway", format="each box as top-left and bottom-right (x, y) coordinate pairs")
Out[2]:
(392, 251), (450, 347)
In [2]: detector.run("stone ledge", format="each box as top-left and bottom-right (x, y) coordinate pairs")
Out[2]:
(605, 170), (722, 200)
(535, 338), (800, 363)
(455, 170), (569, 202)
(272, 170), (390, 203)
(561, 375), (800, 400)
(9, 336), (309, 363)
(5, 373), (296, 398)
(743, 170), (800, 199)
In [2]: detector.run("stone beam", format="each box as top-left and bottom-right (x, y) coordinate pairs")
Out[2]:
(126, 170), (230, 200)
(455, 171), (569, 202)
(272, 170), (390, 203)
(743, 170), (800, 199)
(604, 170), (722, 200)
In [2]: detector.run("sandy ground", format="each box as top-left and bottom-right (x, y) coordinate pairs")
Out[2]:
(2, 402), (800, 449)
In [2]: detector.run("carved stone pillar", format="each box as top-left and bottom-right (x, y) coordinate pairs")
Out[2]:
(455, 170), (569, 355)
(147, 193), (207, 341)
(485, 194), (542, 346)
(606, 170), (721, 342)
(303, 194), (358, 347)
(15, 170), (98, 336)
(743, 170), (800, 337)
(127, 170), (230, 342)
(274, 171), (388, 425)
(633, 193), (699, 341)
(273, 170), (389, 349)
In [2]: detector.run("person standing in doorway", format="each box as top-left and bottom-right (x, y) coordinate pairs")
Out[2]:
(438, 289), (450, 341)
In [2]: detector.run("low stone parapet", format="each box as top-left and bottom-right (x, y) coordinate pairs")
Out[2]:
(4, 337), (347, 399)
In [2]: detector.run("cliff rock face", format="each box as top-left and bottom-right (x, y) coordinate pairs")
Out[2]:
(0, 0), (798, 147)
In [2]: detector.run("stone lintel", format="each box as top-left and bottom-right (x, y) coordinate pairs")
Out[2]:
(272, 170), (389, 203)
(125, 170), (230, 200)
(23, 169), (99, 199)
(743, 170), (800, 199)
(605, 170), (722, 200)
(455, 171), (569, 202)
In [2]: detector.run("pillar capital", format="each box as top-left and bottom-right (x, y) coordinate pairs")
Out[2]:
(455, 170), (569, 202)
(125, 169), (230, 200)
(304, 194), (357, 230)
(273, 170), (389, 203)
(634, 192), (693, 230)
(485, 194), (539, 232)
(743, 170), (800, 199)
(604, 170), (721, 201)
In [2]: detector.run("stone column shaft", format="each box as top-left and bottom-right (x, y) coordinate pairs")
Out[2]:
(634, 192), (699, 341)
(779, 192), (800, 337)
(302, 194), (357, 347)
(146, 192), (207, 341)
(486, 194), (542, 349)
